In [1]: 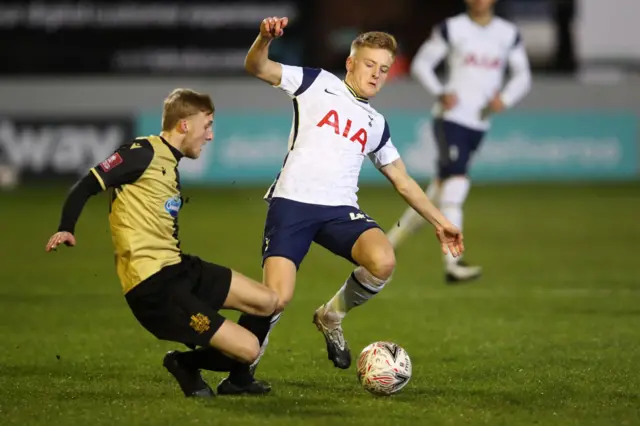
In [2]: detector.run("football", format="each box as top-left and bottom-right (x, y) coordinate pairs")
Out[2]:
(356, 341), (412, 396)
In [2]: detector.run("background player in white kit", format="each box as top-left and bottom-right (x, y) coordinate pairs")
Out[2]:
(387, 0), (532, 283)
(216, 16), (465, 395)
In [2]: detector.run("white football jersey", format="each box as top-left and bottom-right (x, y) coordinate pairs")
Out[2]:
(264, 64), (400, 208)
(412, 14), (532, 130)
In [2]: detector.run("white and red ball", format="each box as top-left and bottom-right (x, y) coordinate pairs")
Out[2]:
(356, 341), (412, 396)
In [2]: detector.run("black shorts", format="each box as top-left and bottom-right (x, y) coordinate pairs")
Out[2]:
(125, 254), (232, 348)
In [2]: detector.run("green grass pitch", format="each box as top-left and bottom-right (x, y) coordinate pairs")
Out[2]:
(1, 182), (639, 426)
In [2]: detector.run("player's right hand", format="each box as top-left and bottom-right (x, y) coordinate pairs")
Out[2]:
(439, 93), (458, 111)
(260, 16), (288, 39)
(45, 231), (76, 252)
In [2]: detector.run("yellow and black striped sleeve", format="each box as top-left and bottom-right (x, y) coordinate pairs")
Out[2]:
(90, 139), (154, 190)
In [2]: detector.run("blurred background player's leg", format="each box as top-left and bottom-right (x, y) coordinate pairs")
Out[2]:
(433, 119), (483, 282)
(386, 179), (440, 247)
(387, 118), (482, 284)
(439, 175), (478, 282)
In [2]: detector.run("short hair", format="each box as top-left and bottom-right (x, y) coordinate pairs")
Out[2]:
(161, 88), (214, 131)
(350, 31), (398, 57)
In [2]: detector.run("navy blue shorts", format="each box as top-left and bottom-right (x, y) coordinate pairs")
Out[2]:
(433, 119), (485, 179)
(262, 197), (382, 269)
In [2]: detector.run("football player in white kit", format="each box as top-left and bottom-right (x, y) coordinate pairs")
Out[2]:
(387, 0), (531, 283)
(216, 16), (465, 395)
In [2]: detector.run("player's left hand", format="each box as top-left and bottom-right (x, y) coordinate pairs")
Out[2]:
(435, 224), (464, 258)
(481, 95), (506, 119)
(45, 231), (76, 252)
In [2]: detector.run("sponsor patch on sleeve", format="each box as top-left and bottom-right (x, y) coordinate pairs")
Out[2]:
(99, 152), (123, 172)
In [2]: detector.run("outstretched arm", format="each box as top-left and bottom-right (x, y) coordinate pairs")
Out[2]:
(380, 158), (448, 228)
(45, 140), (154, 252)
(368, 122), (462, 256)
(244, 17), (289, 86)
(45, 172), (103, 251)
(245, 16), (322, 98)
(57, 173), (103, 235)
(379, 158), (464, 257)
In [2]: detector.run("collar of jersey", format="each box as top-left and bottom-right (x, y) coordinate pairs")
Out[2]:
(343, 81), (369, 104)
(159, 135), (184, 161)
(465, 13), (495, 28)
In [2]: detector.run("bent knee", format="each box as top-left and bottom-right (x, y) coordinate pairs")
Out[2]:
(367, 248), (396, 280)
(237, 334), (261, 364)
(274, 294), (292, 313)
(255, 288), (279, 316)
(266, 284), (293, 313)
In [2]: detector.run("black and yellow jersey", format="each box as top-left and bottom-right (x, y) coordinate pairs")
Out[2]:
(57, 135), (185, 294)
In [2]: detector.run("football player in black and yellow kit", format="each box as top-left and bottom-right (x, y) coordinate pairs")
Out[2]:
(45, 89), (277, 398)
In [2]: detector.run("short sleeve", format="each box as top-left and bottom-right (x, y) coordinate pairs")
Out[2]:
(368, 121), (400, 168)
(90, 139), (154, 190)
(435, 20), (450, 44)
(369, 141), (401, 169)
(275, 64), (322, 97)
(511, 29), (523, 49)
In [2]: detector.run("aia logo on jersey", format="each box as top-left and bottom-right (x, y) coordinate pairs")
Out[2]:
(99, 152), (123, 172)
(316, 110), (367, 152)
(464, 53), (502, 69)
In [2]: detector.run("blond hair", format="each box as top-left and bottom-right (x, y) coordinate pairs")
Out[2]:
(161, 88), (214, 131)
(350, 31), (398, 57)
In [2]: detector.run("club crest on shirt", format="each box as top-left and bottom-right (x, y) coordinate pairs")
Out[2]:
(164, 195), (182, 218)
(463, 53), (502, 69)
(99, 152), (123, 172)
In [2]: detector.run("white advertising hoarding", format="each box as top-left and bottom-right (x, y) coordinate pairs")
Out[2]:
(577, 0), (640, 63)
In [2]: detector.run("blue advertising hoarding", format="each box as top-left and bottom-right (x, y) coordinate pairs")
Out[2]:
(137, 109), (638, 184)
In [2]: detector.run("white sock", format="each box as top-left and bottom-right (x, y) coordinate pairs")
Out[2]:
(249, 312), (282, 370)
(439, 177), (470, 266)
(426, 180), (441, 201)
(387, 180), (441, 248)
(325, 266), (389, 323)
(386, 207), (424, 248)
